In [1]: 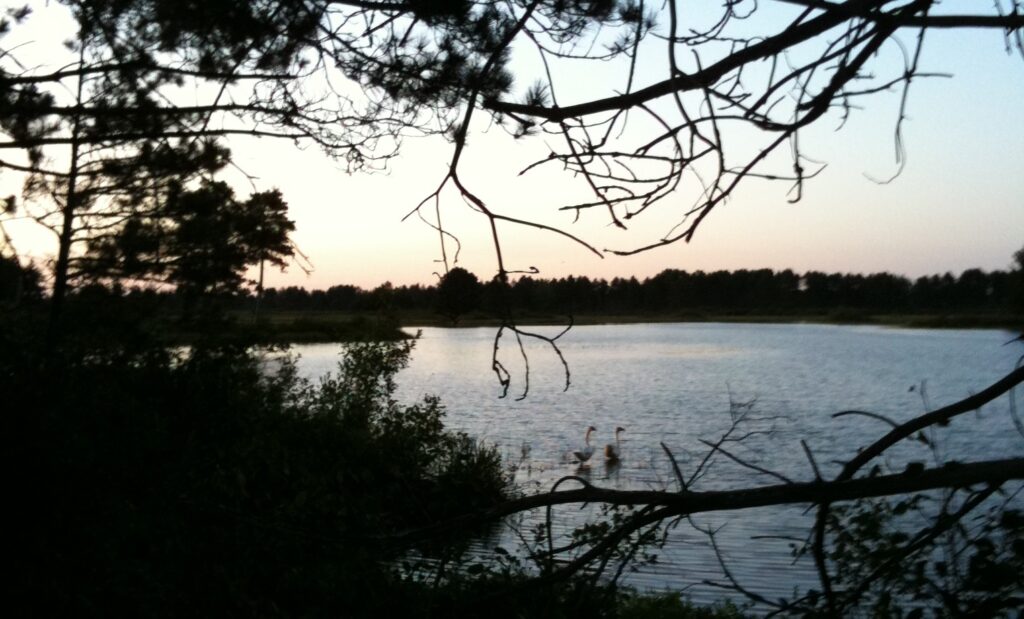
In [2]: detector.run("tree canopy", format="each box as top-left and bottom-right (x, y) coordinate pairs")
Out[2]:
(3, 0), (1022, 284)
(83, 181), (295, 295)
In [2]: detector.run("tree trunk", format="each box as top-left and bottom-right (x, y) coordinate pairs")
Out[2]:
(254, 256), (265, 323)
(45, 44), (87, 353)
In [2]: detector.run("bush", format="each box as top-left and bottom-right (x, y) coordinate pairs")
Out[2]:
(9, 338), (509, 616)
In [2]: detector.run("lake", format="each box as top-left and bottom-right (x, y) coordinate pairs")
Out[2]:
(290, 323), (1024, 608)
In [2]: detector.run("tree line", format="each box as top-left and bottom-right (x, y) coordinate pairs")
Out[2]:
(245, 261), (1024, 319)
(8, 259), (1019, 322)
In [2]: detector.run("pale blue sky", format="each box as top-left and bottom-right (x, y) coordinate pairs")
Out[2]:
(2, 1), (1022, 289)
(252, 3), (1024, 288)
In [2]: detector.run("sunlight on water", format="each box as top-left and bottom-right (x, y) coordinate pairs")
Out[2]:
(292, 323), (1023, 608)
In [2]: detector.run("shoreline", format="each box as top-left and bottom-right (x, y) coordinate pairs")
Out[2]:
(402, 311), (1022, 330)
(221, 310), (1022, 343)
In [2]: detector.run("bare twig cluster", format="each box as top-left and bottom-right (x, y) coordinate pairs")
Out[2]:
(4, 2), (1023, 273)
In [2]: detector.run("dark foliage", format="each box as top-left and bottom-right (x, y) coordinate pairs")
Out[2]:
(6, 337), (509, 616)
(436, 266), (482, 324)
(1010, 245), (1024, 314)
(819, 491), (1024, 616)
(83, 181), (294, 297)
(0, 254), (41, 306)
(233, 265), (1021, 322)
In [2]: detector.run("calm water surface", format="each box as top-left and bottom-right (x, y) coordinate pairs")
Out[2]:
(292, 323), (1023, 607)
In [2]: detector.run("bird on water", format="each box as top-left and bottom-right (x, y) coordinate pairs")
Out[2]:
(605, 426), (625, 462)
(573, 426), (597, 464)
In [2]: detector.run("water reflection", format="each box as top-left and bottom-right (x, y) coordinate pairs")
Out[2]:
(602, 458), (622, 481)
(293, 323), (1022, 606)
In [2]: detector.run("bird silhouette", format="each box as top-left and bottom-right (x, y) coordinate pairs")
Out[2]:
(604, 426), (625, 462)
(572, 426), (597, 464)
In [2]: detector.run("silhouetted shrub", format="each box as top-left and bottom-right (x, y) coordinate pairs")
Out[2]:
(8, 339), (508, 616)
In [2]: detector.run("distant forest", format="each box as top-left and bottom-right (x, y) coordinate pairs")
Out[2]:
(242, 266), (1022, 318)
(5, 258), (1022, 322)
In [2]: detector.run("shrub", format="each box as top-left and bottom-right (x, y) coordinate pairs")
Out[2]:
(9, 338), (509, 616)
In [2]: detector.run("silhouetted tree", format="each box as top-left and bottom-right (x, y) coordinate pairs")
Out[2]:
(0, 0), (376, 345)
(0, 254), (41, 307)
(81, 180), (295, 319)
(1010, 245), (1024, 314)
(238, 189), (295, 317)
(6, 1), (1020, 282)
(436, 267), (482, 324)
(167, 182), (296, 317)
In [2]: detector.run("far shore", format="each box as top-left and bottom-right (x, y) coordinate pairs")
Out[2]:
(407, 313), (1021, 330)
(219, 310), (1022, 344)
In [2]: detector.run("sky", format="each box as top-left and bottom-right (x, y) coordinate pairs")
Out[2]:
(2, 1), (1022, 290)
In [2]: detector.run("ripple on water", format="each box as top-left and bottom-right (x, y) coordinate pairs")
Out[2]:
(292, 323), (1024, 609)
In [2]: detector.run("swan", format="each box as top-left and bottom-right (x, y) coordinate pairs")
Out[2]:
(572, 426), (597, 464)
(604, 426), (625, 461)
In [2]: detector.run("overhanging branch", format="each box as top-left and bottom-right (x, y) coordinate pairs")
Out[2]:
(389, 457), (1024, 545)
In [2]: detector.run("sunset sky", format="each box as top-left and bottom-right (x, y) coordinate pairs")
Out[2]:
(3, 1), (1022, 290)
(241, 12), (1024, 290)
